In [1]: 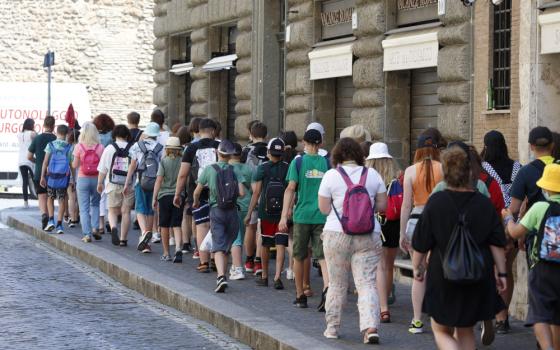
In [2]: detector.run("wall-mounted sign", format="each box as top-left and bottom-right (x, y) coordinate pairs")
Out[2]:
(539, 10), (560, 54)
(309, 42), (353, 80)
(438, 0), (446, 16)
(382, 29), (439, 71)
(321, 0), (356, 40)
(396, 0), (439, 27)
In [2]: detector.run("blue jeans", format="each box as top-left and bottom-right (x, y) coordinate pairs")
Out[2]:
(76, 177), (100, 236)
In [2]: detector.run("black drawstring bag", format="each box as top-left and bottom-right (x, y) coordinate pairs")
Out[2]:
(441, 193), (485, 284)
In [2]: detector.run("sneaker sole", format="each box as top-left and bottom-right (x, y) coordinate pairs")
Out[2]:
(110, 229), (119, 246)
(229, 275), (245, 280)
(137, 232), (153, 251)
(45, 225), (55, 232)
(365, 334), (380, 344)
(214, 281), (228, 293)
(408, 328), (424, 334)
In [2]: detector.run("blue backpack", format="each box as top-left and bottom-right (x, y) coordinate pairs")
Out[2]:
(46, 142), (71, 189)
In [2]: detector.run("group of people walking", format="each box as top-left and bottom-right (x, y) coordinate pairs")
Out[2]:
(18, 111), (560, 349)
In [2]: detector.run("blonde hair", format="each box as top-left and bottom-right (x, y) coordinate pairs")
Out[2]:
(78, 121), (100, 146)
(366, 157), (399, 186)
(165, 148), (182, 158)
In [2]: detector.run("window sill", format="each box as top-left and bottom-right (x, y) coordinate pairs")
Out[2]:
(482, 109), (511, 116)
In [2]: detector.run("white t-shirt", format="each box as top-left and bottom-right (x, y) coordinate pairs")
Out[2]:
(97, 140), (129, 186)
(18, 130), (35, 167)
(318, 165), (386, 233)
(157, 130), (170, 152)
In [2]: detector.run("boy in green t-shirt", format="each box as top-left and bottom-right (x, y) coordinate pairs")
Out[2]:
(194, 140), (245, 293)
(503, 164), (560, 350)
(279, 129), (329, 309)
(246, 138), (289, 289)
(229, 143), (253, 281)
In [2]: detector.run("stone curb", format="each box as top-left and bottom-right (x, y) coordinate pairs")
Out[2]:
(1, 211), (337, 350)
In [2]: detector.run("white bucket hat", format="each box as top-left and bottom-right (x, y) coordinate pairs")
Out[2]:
(367, 142), (392, 160)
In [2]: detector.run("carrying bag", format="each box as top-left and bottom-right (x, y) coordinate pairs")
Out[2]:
(212, 164), (239, 209)
(190, 146), (218, 185)
(385, 176), (404, 221)
(46, 142), (71, 189)
(242, 142), (268, 173)
(332, 166), (375, 235)
(441, 193), (485, 284)
(527, 201), (560, 268)
(137, 141), (163, 191)
(109, 142), (132, 185)
(80, 144), (101, 176)
(263, 161), (289, 216)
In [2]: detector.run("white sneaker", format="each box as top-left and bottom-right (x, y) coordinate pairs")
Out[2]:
(23, 201), (29, 208)
(169, 236), (175, 246)
(229, 267), (245, 280)
(286, 268), (294, 280)
(151, 232), (161, 243)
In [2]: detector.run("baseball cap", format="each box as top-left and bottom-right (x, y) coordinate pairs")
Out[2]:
(144, 122), (160, 137)
(306, 122), (325, 136)
(232, 142), (243, 157)
(417, 134), (437, 149)
(267, 137), (285, 156)
(218, 139), (236, 155)
(528, 126), (553, 146)
(303, 129), (322, 145)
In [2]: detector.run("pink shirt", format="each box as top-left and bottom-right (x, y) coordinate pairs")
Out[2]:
(73, 143), (104, 178)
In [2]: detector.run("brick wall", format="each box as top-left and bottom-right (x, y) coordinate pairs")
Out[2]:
(0, 0), (155, 124)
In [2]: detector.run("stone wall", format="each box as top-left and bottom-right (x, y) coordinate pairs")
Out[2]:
(0, 0), (155, 124)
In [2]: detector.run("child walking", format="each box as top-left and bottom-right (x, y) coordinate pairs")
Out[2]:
(40, 124), (73, 234)
(153, 137), (185, 263)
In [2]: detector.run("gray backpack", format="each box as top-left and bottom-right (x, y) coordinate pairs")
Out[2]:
(137, 141), (163, 192)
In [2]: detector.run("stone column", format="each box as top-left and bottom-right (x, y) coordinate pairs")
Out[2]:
(153, 0), (170, 116)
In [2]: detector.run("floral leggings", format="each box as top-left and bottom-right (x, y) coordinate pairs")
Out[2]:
(322, 230), (382, 332)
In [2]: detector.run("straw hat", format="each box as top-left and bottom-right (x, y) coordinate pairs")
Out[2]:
(537, 164), (560, 193)
(366, 142), (392, 160)
(165, 136), (183, 150)
(340, 124), (372, 142)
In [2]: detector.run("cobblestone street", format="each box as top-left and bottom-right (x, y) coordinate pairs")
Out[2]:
(0, 219), (249, 350)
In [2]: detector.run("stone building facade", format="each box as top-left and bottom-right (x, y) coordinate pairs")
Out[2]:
(0, 0), (155, 124)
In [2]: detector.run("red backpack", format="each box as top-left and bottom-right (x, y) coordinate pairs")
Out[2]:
(80, 144), (101, 176)
(332, 166), (375, 235)
(385, 175), (404, 221)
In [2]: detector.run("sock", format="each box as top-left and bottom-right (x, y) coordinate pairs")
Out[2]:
(49, 217), (54, 221)
(57, 221), (62, 226)
(255, 257), (261, 263)
(246, 255), (254, 263)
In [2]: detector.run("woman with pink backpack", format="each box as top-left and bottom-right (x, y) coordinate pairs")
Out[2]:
(318, 137), (387, 344)
(72, 122), (104, 243)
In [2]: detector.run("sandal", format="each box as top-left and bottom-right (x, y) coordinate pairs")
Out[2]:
(197, 262), (210, 273)
(380, 311), (391, 323)
(363, 328), (379, 344)
(303, 285), (314, 297)
(119, 240), (128, 247)
(92, 231), (102, 241)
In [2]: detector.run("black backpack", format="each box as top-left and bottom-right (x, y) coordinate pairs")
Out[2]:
(242, 142), (269, 173)
(441, 193), (485, 285)
(212, 164), (239, 209)
(109, 142), (132, 185)
(263, 161), (289, 216)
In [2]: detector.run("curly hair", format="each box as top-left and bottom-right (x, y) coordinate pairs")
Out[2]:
(93, 114), (115, 133)
(331, 137), (364, 167)
(442, 146), (471, 189)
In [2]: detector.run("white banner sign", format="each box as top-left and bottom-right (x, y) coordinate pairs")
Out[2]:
(382, 29), (439, 71)
(309, 42), (353, 80)
(539, 11), (560, 54)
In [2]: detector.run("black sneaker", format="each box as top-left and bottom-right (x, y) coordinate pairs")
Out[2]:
(105, 222), (111, 234)
(495, 319), (510, 334)
(93, 231), (102, 241)
(133, 220), (140, 230)
(256, 277), (268, 287)
(41, 214), (49, 230)
(215, 276), (228, 293)
(294, 295), (308, 308)
(173, 251), (183, 263)
(181, 243), (192, 253)
(110, 227), (119, 246)
(273, 279), (284, 290)
(317, 287), (328, 312)
(119, 240), (128, 247)
(137, 231), (152, 251)
(210, 259), (217, 272)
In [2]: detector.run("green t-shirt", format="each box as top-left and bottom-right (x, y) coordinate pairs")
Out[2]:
(28, 132), (56, 181)
(253, 160), (288, 221)
(198, 161), (238, 208)
(286, 154), (328, 224)
(432, 179), (490, 198)
(520, 194), (560, 232)
(156, 155), (182, 200)
(231, 161), (252, 212)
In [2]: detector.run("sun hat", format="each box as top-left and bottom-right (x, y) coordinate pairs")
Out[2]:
(303, 129), (322, 145)
(340, 125), (372, 142)
(165, 136), (183, 150)
(218, 139), (236, 155)
(144, 122), (160, 137)
(366, 142), (392, 160)
(267, 137), (285, 157)
(537, 164), (560, 193)
(306, 122), (325, 136)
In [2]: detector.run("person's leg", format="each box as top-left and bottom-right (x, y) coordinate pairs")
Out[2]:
(431, 319), (460, 350)
(214, 251), (227, 276)
(411, 251), (427, 323)
(552, 325), (560, 350)
(293, 224), (311, 298)
(181, 206), (191, 248)
(108, 207), (120, 230)
(274, 242), (287, 281)
(172, 227), (183, 252)
(261, 246), (270, 279)
(303, 254), (312, 293)
(536, 323), (554, 350)
(454, 326), (476, 350)
(47, 195), (55, 219)
(121, 206), (131, 241)
(89, 178), (101, 234)
(146, 214), (154, 234)
(19, 166), (29, 202)
(68, 185), (79, 222)
(137, 213), (149, 233)
(39, 193), (48, 215)
(56, 193), (66, 223)
(323, 230), (350, 336)
(378, 247), (397, 313)
(76, 178), (91, 236)
(161, 227), (170, 256)
(197, 222), (211, 264)
(496, 246), (518, 326)
(311, 225), (329, 291)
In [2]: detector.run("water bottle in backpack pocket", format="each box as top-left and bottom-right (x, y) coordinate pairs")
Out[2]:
(263, 162), (289, 217)
(80, 144), (101, 176)
(46, 142), (71, 189)
(332, 166), (375, 235)
(137, 141), (163, 192)
(212, 164), (239, 209)
(109, 142), (132, 185)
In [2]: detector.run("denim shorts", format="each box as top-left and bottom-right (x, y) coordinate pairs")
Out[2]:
(134, 184), (154, 216)
(209, 207), (239, 253)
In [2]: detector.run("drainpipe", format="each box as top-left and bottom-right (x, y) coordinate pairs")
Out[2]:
(469, 4), (474, 143)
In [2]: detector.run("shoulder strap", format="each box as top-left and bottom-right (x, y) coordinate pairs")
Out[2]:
(483, 173), (493, 189)
(79, 143), (86, 153)
(336, 166), (354, 188)
(325, 155), (331, 170)
(153, 143), (163, 155)
(358, 167), (368, 186)
(296, 155), (303, 176)
(211, 164), (221, 173)
(138, 140), (147, 154)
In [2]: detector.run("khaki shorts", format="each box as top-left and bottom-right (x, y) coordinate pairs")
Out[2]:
(106, 183), (134, 208)
(292, 223), (324, 260)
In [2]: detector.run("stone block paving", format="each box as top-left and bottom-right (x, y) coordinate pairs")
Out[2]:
(3, 208), (537, 350)
(0, 225), (249, 350)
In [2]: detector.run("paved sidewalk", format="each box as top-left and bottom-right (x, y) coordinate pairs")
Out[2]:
(1, 207), (536, 350)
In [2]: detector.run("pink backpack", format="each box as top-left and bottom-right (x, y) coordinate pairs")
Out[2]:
(80, 144), (100, 176)
(332, 166), (375, 235)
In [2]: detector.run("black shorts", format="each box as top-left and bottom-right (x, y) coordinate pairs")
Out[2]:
(526, 261), (560, 326)
(381, 218), (400, 248)
(193, 201), (210, 225)
(34, 180), (47, 195)
(47, 187), (67, 200)
(158, 195), (184, 228)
